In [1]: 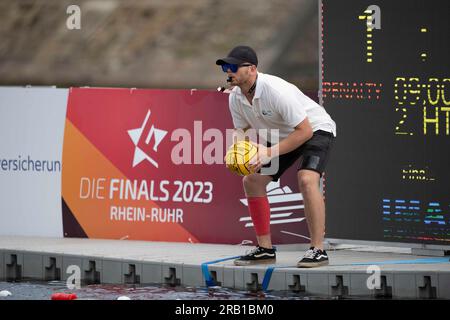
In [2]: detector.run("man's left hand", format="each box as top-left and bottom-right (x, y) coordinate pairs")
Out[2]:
(248, 144), (273, 173)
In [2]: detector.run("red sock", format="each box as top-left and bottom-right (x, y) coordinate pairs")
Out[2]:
(247, 196), (271, 236)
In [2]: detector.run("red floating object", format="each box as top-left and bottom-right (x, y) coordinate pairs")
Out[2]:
(51, 293), (78, 300)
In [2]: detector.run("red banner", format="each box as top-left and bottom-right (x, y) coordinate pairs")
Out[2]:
(62, 88), (310, 244)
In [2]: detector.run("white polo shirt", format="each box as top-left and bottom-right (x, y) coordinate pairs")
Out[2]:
(229, 72), (336, 142)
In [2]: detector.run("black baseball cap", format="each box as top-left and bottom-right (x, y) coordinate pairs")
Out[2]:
(216, 45), (258, 66)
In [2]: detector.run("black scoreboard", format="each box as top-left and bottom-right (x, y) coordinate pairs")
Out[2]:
(321, 0), (450, 246)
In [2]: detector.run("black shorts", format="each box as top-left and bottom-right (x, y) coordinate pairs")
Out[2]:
(261, 130), (335, 181)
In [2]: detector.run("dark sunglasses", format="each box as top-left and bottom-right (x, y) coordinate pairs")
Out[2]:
(221, 63), (253, 73)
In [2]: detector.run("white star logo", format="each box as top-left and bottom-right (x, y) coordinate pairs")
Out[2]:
(128, 109), (167, 168)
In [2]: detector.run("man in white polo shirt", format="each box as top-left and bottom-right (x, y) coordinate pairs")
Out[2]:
(216, 45), (336, 268)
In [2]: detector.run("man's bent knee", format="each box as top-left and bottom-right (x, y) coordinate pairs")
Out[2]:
(243, 174), (272, 195)
(297, 170), (320, 194)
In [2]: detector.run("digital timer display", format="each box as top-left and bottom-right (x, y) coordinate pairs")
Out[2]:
(321, 0), (449, 245)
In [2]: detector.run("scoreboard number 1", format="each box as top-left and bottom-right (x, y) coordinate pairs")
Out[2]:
(358, 5), (381, 63)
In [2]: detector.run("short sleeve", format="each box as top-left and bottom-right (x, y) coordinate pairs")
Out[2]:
(229, 94), (250, 129)
(274, 92), (307, 128)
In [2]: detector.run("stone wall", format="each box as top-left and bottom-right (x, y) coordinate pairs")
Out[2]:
(0, 0), (318, 91)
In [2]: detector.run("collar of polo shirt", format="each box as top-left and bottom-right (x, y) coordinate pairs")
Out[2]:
(235, 72), (263, 102)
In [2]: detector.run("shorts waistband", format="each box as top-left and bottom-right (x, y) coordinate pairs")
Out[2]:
(314, 129), (334, 137)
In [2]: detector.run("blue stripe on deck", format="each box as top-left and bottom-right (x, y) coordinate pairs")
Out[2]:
(201, 256), (240, 286)
(203, 257), (449, 288)
(344, 257), (450, 266)
(261, 266), (275, 291)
